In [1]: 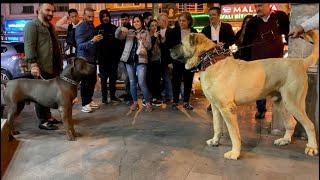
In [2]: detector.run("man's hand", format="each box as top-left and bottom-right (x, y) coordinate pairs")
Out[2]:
(30, 63), (40, 77)
(288, 25), (305, 38)
(91, 34), (103, 44)
(168, 63), (173, 69)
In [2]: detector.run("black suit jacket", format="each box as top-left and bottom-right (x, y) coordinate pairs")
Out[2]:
(201, 22), (235, 49)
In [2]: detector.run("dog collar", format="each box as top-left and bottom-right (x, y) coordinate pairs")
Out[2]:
(60, 75), (79, 86)
(191, 46), (231, 72)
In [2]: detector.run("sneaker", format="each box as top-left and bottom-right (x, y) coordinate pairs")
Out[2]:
(145, 102), (153, 112)
(142, 99), (147, 107)
(81, 104), (94, 113)
(48, 118), (62, 124)
(183, 103), (193, 110)
(171, 103), (179, 110)
(152, 99), (162, 107)
(89, 101), (100, 109)
(255, 111), (266, 119)
(111, 97), (122, 103)
(39, 122), (59, 130)
(130, 102), (139, 111)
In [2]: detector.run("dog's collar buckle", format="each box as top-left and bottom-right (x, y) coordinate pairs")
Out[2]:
(60, 75), (79, 86)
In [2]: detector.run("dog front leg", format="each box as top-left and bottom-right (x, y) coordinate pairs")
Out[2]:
(59, 106), (76, 141)
(219, 104), (241, 160)
(207, 104), (223, 146)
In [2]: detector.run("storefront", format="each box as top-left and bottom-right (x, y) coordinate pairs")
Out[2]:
(220, 3), (291, 32)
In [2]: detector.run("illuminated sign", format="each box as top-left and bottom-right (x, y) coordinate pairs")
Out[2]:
(5, 19), (32, 34)
(220, 4), (287, 21)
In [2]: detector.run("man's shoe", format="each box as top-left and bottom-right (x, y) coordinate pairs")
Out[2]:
(130, 102), (139, 111)
(48, 118), (62, 124)
(142, 99), (147, 107)
(171, 103), (179, 110)
(81, 104), (94, 113)
(255, 111), (266, 119)
(163, 99), (172, 104)
(89, 101), (100, 109)
(39, 122), (59, 130)
(183, 103), (193, 110)
(152, 99), (162, 107)
(102, 99), (109, 104)
(111, 97), (122, 103)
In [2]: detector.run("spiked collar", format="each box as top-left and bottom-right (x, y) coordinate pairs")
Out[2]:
(190, 46), (232, 72)
(59, 75), (79, 86)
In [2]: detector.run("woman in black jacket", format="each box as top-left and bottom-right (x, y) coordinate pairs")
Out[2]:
(166, 12), (197, 110)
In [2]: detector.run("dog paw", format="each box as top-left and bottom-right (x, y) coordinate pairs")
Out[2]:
(305, 146), (318, 156)
(274, 138), (291, 146)
(206, 138), (219, 146)
(74, 132), (82, 137)
(224, 150), (240, 160)
(66, 131), (76, 141)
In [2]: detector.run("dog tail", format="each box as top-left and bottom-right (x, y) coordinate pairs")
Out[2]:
(304, 30), (319, 68)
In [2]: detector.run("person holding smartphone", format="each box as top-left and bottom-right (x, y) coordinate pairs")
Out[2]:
(96, 9), (122, 104)
(146, 19), (162, 106)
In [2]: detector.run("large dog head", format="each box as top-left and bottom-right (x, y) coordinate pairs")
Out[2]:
(61, 57), (96, 82)
(170, 33), (216, 70)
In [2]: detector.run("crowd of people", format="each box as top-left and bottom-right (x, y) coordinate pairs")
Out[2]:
(23, 3), (318, 130)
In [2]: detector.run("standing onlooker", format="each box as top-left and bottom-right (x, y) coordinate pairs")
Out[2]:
(115, 15), (153, 112)
(242, 3), (289, 119)
(118, 13), (133, 104)
(202, 7), (236, 112)
(56, 8), (81, 59)
(24, 3), (63, 130)
(233, 15), (253, 60)
(96, 9), (121, 104)
(201, 7), (235, 49)
(75, 7), (103, 113)
(147, 19), (162, 106)
(166, 12), (198, 110)
(142, 12), (153, 27)
(157, 13), (173, 104)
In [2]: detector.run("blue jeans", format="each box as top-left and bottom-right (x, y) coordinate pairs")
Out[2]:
(161, 65), (173, 100)
(125, 63), (151, 103)
(256, 99), (267, 113)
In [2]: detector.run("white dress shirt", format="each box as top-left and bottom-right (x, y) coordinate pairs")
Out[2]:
(211, 21), (221, 42)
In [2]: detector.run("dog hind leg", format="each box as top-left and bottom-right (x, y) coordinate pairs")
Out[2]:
(218, 103), (241, 160)
(273, 100), (297, 146)
(281, 89), (318, 156)
(207, 104), (223, 146)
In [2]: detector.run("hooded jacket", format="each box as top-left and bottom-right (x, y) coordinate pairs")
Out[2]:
(95, 10), (121, 64)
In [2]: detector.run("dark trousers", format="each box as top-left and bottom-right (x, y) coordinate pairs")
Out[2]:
(172, 61), (194, 103)
(149, 61), (162, 100)
(99, 61), (118, 101)
(34, 72), (57, 124)
(256, 99), (267, 113)
(80, 67), (97, 106)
